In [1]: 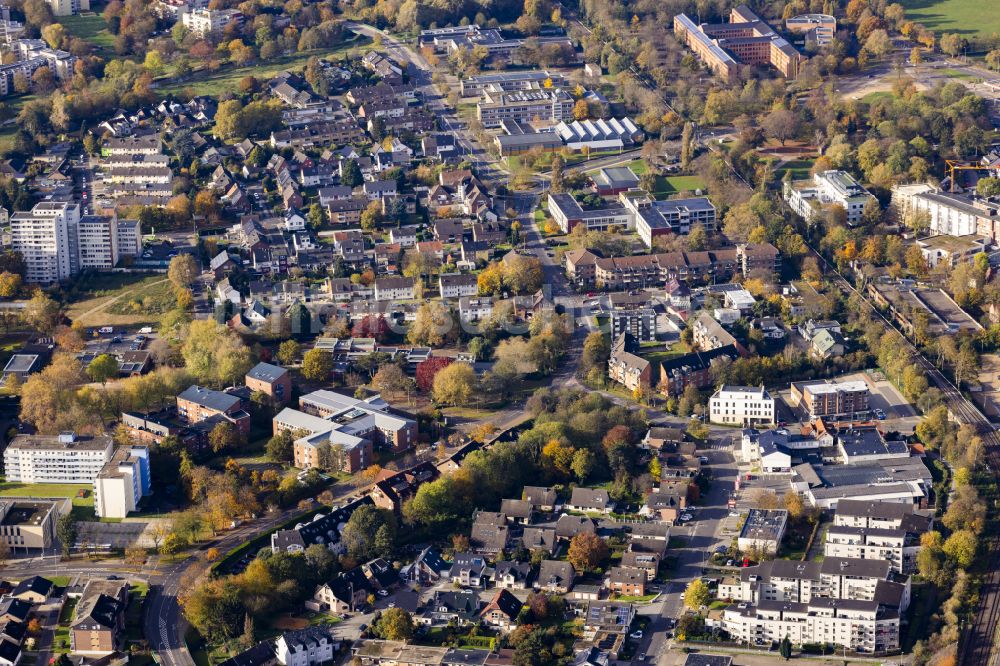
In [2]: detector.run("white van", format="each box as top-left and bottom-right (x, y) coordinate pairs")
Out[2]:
(138, 327), (153, 334)
(98, 326), (114, 334)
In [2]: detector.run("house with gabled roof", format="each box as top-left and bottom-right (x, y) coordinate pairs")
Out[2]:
(480, 589), (522, 631)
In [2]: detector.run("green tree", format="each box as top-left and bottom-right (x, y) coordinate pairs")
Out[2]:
(571, 448), (595, 482)
(431, 362), (478, 405)
(301, 348), (333, 381)
(24, 290), (61, 334)
(341, 159), (363, 187)
(56, 513), (78, 557)
(209, 421), (239, 453)
(780, 636), (792, 660)
(86, 354), (119, 385)
(567, 532), (608, 572)
(265, 430), (294, 463)
(943, 529), (978, 568)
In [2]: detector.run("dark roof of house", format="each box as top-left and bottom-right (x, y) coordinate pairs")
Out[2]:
(482, 589), (522, 620)
(177, 385), (241, 412)
(555, 515), (596, 539)
(71, 593), (122, 631)
(0, 620), (24, 643)
(522, 486), (557, 507)
(0, 638), (19, 664)
(11, 576), (52, 598)
(682, 655), (733, 666)
(218, 640), (277, 666)
(494, 561), (531, 582)
(499, 499), (533, 519)
(432, 590), (480, 619)
(609, 566), (645, 584)
(569, 487), (612, 510)
(537, 560), (574, 587)
(520, 527), (556, 551)
(471, 521), (510, 551)
(415, 546), (449, 573)
(0, 599), (29, 622)
(279, 626), (335, 650)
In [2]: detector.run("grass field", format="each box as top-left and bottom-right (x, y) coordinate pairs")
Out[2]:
(861, 91), (894, 104)
(58, 13), (115, 59)
(66, 274), (174, 327)
(774, 158), (815, 180)
(0, 480), (95, 519)
(156, 37), (372, 97)
(900, 0), (1000, 41)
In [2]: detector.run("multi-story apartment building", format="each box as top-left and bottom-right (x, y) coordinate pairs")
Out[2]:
(176, 385), (251, 434)
(438, 273), (479, 299)
(11, 204), (140, 282)
(674, 6), (801, 82)
(659, 345), (740, 396)
(93, 445), (151, 519)
(11, 201), (80, 283)
(722, 599), (900, 653)
(709, 385), (775, 427)
(374, 276), (416, 301)
(609, 308), (655, 342)
(721, 557), (899, 607)
(276, 407), (373, 473)
(622, 195), (717, 247)
(891, 183), (1000, 241)
(692, 312), (741, 352)
(4, 432), (113, 484)
(822, 500), (932, 574)
(790, 379), (870, 419)
(245, 362), (292, 405)
(104, 134), (161, 156)
(608, 334), (651, 392)
(181, 8), (242, 36)
(477, 87), (574, 128)
(48, 0), (89, 17)
(784, 170), (876, 226)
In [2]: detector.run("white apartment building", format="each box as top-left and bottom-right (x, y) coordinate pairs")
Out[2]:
(10, 201), (80, 283)
(93, 445), (150, 518)
(11, 204), (140, 282)
(783, 170), (876, 225)
(722, 599), (900, 653)
(476, 87), (574, 128)
(181, 8), (242, 36)
(824, 527), (921, 575)
(4, 432), (113, 484)
(275, 628), (337, 666)
(48, 0), (89, 17)
(891, 182), (1000, 240)
(709, 385), (775, 426)
(438, 273), (479, 299)
(373, 276), (416, 301)
(459, 296), (494, 322)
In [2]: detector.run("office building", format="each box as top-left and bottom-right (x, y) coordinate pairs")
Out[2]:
(460, 70), (566, 96)
(93, 445), (150, 519)
(547, 193), (632, 233)
(790, 380), (870, 419)
(623, 195), (716, 247)
(477, 87), (573, 128)
(673, 5), (801, 82)
(783, 170), (876, 226)
(737, 508), (787, 554)
(0, 500), (59, 551)
(709, 385), (775, 426)
(785, 14), (836, 45)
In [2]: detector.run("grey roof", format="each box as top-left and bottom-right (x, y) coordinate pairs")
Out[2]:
(835, 499), (916, 521)
(178, 385), (241, 412)
(569, 487), (612, 510)
(246, 362), (288, 383)
(537, 560), (574, 587)
(683, 654), (733, 666)
(2, 354), (39, 374)
(522, 486), (557, 507)
(499, 499), (533, 519)
(820, 557), (890, 579)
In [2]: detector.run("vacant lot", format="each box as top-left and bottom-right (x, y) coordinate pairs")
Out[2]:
(900, 0), (1000, 40)
(157, 37), (371, 97)
(66, 274), (174, 327)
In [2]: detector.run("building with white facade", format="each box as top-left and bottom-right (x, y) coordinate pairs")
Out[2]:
(10, 201), (81, 283)
(93, 445), (151, 519)
(10, 203), (139, 282)
(890, 182), (1000, 241)
(4, 432), (113, 484)
(622, 194), (716, 248)
(783, 171), (875, 225)
(709, 385), (775, 426)
(476, 86), (573, 128)
(785, 14), (836, 45)
(48, 0), (89, 17)
(275, 627), (338, 666)
(823, 499), (932, 574)
(547, 193), (632, 233)
(722, 599), (900, 653)
(181, 8), (242, 36)
(737, 508), (787, 554)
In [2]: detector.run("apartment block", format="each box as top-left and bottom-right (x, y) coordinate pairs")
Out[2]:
(785, 13), (836, 45)
(891, 183), (1000, 241)
(10, 201), (81, 283)
(48, 0), (89, 17)
(93, 445), (151, 519)
(4, 432), (113, 484)
(608, 333), (651, 392)
(790, 380), (870, 419)
(783, 170), (875, 226)
(181, 8), (242, 36)
(823, 500), (932, 574)
(709, 385), (775, 427)
(176, 385), (251, 434)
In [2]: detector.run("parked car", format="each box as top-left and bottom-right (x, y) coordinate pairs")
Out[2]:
(377, 589), (389, 597)
(698, 456), (710, 463)
(630, 630), (643, 639)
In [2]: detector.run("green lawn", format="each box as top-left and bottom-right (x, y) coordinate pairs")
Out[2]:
(104, 278), (176, 317)
(58, 13), (115, 58)
(943, 68), (976, 79)
(658, 175), (707, 194)
(861, 91), (894, 104)
(900, 0), (1000, 41)
(0, 480), (95, 520)
(775, 158), (815, 181)
(156, 37), (372, 97)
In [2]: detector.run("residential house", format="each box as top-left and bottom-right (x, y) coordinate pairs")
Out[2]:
(519, 527), (556, 555)
(568, 488), (615, 514)
(499, 499), (534, 524)
(480, 590), (522, 632)
(275, 627), (338, 666)
(401, 547), (450, 584)
(494, 561), (532, 590)
(608, 567), (645, 597)
(536, 560), (575, 593)
(522, 486), (557, 511)
(555, 515), (596, 541)
(449, 554), (490, 588)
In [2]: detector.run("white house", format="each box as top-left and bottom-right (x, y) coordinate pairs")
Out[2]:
(275, 628), (338, 666)
(709, 385), (775, 426)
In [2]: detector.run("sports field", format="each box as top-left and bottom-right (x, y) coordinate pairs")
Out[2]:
(900, 0), (1000, 41)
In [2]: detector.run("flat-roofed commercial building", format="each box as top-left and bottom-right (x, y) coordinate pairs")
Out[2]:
(737, 508), (787, 554)
(622, 194), (716, 247)
(790, 379), (870, 419)
(785, 14), (836, 45)
(477, 87), (573, 128)
(0, 500), (61, 551)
